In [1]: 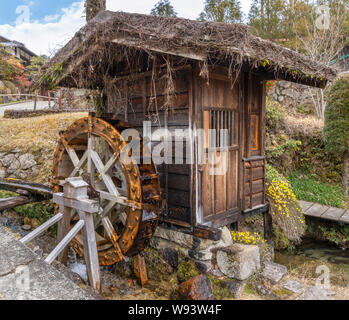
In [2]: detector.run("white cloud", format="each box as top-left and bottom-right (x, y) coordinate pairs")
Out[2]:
(0, 1), (85, 56)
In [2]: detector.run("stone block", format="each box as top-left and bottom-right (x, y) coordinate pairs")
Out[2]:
(261, 262), (287, 284)
(216, 244), (260, 280)
(283, 280), (304, 294)
(178, 275), (214, 300)
(19, 153), (36, 170)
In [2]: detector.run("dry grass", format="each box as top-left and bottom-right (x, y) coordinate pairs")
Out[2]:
(284, 114), (324, 138)
(0, 113), (87, 154)
(0, 113), (88, 184)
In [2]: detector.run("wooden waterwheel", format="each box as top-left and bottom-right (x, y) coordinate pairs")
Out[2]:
(52, 116), (161, 266)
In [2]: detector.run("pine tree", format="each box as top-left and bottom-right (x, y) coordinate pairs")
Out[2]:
(324, 75), (349, 196)
(248, 0), (285, 41)
(150, 0), (177, 17)
(199, 0), (243, 24)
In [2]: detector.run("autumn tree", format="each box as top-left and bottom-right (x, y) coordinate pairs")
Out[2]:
(324, 75), (349, 196)
(150, 0), (177, 17)
(199, 0), (243, 23)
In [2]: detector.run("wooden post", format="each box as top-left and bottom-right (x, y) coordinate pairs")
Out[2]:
(58, 88), (62, 109)
(34, 94), (38, 111)
(53, 177), (101, 292)
(79, 210), (101, 291)
(134, 253), (148, 286)
(48, 91), (51, 109)
(264, 210), (273, 246)
(56, 205), (72, 265)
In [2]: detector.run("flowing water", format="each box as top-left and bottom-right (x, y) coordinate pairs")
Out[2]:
(275, 240), (349, 283)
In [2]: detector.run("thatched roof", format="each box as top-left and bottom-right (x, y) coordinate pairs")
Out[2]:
(41, 10), (337, 89)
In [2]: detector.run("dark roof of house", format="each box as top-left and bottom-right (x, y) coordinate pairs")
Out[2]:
(41, 11), (337, 89)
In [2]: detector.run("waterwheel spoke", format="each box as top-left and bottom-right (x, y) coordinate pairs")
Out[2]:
(60, 134), (80, 167)
(90, 150), (121, 197)
(95, 199), (119, 226)
(102, 151), (121, 175)
(100, 216), (124, 261)
(97, 190), (142, 210)
(69, 150), (88, 177)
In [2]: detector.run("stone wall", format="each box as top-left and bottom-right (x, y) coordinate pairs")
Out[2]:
(150, 225), (262, 280)
(268, 80), (313, 110)
(0, 150), (39, 180)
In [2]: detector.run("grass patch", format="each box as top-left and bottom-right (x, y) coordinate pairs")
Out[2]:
(288, 171), (346, 209)
(0, 112), (87, 154)
(0, 112), (87, 184)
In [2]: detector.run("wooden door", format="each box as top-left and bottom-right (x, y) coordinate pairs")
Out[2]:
(200, 76), (241, 226)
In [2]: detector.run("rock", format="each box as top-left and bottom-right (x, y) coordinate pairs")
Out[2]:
(160, 248), (178, 269)
(31, 166), (39, 176)
(261, 262), (288, 284)
(283, 280), (304, 294)
(23, 217), (31, 225)
(32, 246), (43, 258)
(154, 226), (224, 251)
(17, 170), (28, 180)
(223, 280), (247, 299)
(0, 154), (15, 168)
(178, 275), (214, 300)
(31, 218), (41, 229)
(216, 244), (260, 280)
(11, 147), (20, 153)
(210, 269), (224, 278)
(220, 226), (233, 246)
(21, 224), (32, 231)
(19, 153), (36, 170)
(0, 168), (6, 178)
(300, 286), (335, 300)
(7, 159), (20, 174)
(255, 284), (280, 300)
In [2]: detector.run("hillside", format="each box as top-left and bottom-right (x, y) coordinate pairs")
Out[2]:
(0, 112), (87, 184)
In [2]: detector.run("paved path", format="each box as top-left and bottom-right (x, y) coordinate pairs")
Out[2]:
(0, 226), (95, 300)
(300, 200), (349, 224)
(0, 101), (49, 117)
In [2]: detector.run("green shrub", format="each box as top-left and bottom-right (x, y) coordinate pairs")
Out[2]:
(324, 75), (349, 195)
(266, 98), (286, 133)
(266, 164), (305, 250)
(14, 201), (55, 223)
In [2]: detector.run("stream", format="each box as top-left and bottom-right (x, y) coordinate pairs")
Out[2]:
(275, 239), (349, 284)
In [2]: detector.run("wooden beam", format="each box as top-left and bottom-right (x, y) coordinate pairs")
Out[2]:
(20, 213), (63, 244)
(0, 196), (29, 211)
(45, 220), (85, 265)
(134, 253), (148, 286)
(193, 224), (222, 241)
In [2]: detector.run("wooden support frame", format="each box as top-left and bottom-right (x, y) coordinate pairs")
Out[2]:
(20, 177), (102, 292)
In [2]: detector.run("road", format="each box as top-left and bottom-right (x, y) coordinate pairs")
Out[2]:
(0, 101), (49, 117)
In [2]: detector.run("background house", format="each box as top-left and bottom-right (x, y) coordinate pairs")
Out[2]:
(0, 35), (37, 66)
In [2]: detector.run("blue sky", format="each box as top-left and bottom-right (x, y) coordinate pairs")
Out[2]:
(0, 0), (75, 25)
(0, 1), (252, 55)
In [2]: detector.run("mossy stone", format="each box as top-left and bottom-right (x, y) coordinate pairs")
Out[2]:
(177, 259), (200, 283)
